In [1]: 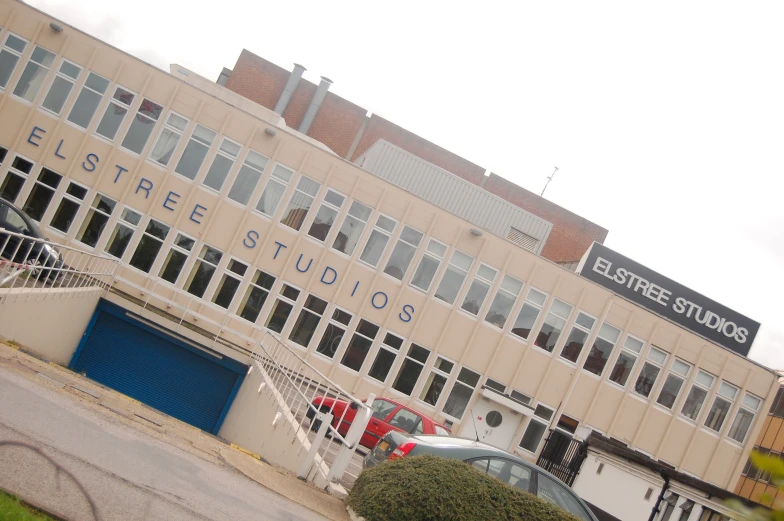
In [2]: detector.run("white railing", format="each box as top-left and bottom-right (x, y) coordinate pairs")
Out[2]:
(0, 229), (120, 303)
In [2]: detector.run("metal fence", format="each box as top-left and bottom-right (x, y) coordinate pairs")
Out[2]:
(536, 430), (588, 486)
(0, 229), (119, 302)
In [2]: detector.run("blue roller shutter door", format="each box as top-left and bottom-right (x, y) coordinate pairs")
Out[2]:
(70, 301), (246, 434)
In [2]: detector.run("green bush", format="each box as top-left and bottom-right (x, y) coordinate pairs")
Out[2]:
(347, 455), (581, 521)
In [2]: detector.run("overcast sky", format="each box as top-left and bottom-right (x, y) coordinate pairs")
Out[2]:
(28, 0), (784, 370)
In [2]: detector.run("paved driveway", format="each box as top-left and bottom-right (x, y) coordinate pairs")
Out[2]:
(0, 363), (335, 521)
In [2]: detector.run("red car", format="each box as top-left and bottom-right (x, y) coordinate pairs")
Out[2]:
(306, 396), (451, 449)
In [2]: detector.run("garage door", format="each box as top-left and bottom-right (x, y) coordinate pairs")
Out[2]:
(70, 300), (246, 434)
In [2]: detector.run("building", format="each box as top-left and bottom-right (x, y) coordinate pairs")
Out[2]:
(0, 0), (777, 518)
(733, 378), (784, 507)
(221, 49), (609, 268)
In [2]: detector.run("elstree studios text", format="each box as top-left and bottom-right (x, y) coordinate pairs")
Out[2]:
(578, 243), (759, 357)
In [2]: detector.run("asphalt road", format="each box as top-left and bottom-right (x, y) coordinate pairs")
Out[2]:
(0, 367), (333, 521)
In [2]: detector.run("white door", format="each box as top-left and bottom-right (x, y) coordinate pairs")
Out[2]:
(458, 397), (520, 451)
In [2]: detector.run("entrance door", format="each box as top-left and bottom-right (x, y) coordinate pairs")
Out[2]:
(459, 397), (520, 450)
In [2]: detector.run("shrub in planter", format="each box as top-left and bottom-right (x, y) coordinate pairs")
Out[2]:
(347, 454), (581, 521)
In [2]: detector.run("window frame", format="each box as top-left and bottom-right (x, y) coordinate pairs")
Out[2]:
(306, 188), (345, 243)
(582, 321), (622, 377)
(433, 248), (474, 305)
(358, 213), (398, 268)
(409, 238), (448, 293)
(279, 174), (321, 230)
(210, 257), (250, 311)
(75, 192), (117, 249)
(418, 355), (456, 408)
(390, 342), (431, 396)
(655, 358), (692, 411)
(66, 71), (110, 130)
(441, 365), (481, 420)
(287, 293), (329, 349)
(202, 137), (242, 193)
(254, 163), (294, 219)
(339, 318), (381, 373)
(12, 44), (56, 104)
(382, 225), (424, 282)
(0, 31), (28, 91)
(20, 166), (63, 223)
(127, 217), (171, 274)
(0, 154), (35, 204)
(264, 283), (302, 335)
(365, 331), (405, 384)
(103, 206), (143, 260)
(518, 403), (555, 454)
(313, 306), (354, 360)
(47, 179), (89, 235)
(679, 370), (715, 422)
(40, 58), (82, 116)
(704, 381), (739, 434)
(607, 334), (645, 388)
(727, 392), (762, 444)
(533, 297), (573, 353)
(173, 123), (217, 181)
(94, 84), (136, 142)
(484, 273), (524, 330)
(119, 97), (164, 155)
(633, 346), (669, 400)
(182, 243), (224, 299)
(558, 310), (596, 364)
(331, 199), (372, 257)
(157, 231), (197, 286)
(236, 268), (277, 324)
(148, 111), (190, 168)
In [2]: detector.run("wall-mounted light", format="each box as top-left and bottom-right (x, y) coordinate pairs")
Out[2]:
(470, 228), (483, 237)
(49, 22), (63, 33)
(264, 128), (276, 137)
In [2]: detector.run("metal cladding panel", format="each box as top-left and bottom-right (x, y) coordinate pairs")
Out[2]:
(356, 141), (552, 254)
(70, 304), (246, 434)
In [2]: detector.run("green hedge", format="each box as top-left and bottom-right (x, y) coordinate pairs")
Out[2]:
(347, 455), (581, 521)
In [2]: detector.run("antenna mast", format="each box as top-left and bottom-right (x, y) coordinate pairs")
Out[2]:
(541, 166), (559, 197)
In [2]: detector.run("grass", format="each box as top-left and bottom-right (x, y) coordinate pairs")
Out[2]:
(0, 490), (56, 520)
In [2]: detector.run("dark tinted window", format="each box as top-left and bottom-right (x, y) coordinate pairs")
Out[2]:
(536, 473), (592, 520)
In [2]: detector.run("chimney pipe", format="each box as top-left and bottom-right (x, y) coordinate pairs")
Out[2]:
(274, 63), (306, 114)
(298, 76), (332, 134)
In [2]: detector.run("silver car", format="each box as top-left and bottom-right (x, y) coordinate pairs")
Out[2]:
(364, 431), (599, 521)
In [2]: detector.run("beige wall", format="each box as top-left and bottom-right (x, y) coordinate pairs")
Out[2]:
(0, 0), (777, 490)
(0, 287), (101, 364)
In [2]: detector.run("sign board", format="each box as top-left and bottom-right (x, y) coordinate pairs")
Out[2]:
(577, 243), (759, 357)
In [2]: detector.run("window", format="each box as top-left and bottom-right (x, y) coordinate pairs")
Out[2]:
(307, 189), (344, 242)
(367, 332), (404, 382)
(0, 146), (6, 165)
(434, 249), (473, 303)
(729, 393), (762, 443)
(228, 150), (269, 206)
(333, 200), (372, 256)
(211, 259), (248, 309)
(510, 390), (532, 406)
(0, 155), (34, 203)
(485, 275), (524, 328)
(121, 98), (163, 154)
(129, 218), (170, 273)
(485, 378), (506, 394)
(359, 214), (397, 267)
(184, 245), (223, 298)
(634, 347), (668, 398)
(519, 404), (554, 453)
(556, 414), (579, 434)
(76, 194), (116, 248)
(203, 138), (241, 192)
(159, 233), (196, 285)
(388, 408), (424, 434)
(461, 264), (497, 315)
(288, 294), (328, 347)
(680, 370), (715, 421)
(511, 288), (547, 340)
(256, 164), (294, 217)
(280, 175), (320, 230)
(104, 207), (142, 259)
(471, 458), (532, 492)
(656, 359), (691, 409)
(149, 112), (188, 166)
(315, 308), (353, 359)
(583, 322), (621, 376)
(370, 399), (398, 421)
(560, 312), (595, 363)
(41, 60), (81, 114)
(420, 357), (454, 406)
(534, 299), (572, 352)
(0, 32), (27, 90)
(265, 284), (300, 334)
(13, 45), (55, 102)
(21, 168), (62, 221)
(175, 125), (216, 179)
(49, 181), (88, 233)
(609, 335), (644, 387)
(705, 381), (738, 433)
(340, 319), (380, 372)
(392, 343), (430, 395)
(536, 473), (593, 521)
(383, 225), (423, 280)
(67, 72), (109, 129)
(95, 86), (134, 141)
(410, 239), (447, 292)
(442, 367), (481, 419)
(237, 269), (276, 323)
(772, 387), (784, 419)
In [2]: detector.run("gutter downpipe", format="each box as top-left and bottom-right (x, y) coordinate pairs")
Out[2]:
(648, 470), (671, 521)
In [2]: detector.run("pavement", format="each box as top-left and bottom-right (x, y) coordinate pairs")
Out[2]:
(0, 341), (352, 521)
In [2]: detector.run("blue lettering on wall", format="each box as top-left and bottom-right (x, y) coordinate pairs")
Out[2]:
(320, 266), (337, 285)
(163, 191), (180, 211)
(399, 304), (415, 323)
(244, 230), (259, 248)
(351, 280), (360, 297)
(54, 139), (66, 159)
(190, 204), (207, 224)
(273, 241), (288, 259)
(136, 178), (153, 198)
(114, 165), (129, 183)
(295, 254), (313, 273)
(371, 291), (388, 309)
(82, 153), (99, 172)
(27, 126), (45, 147)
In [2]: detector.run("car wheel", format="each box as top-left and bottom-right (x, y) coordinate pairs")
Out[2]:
(24, 257), (44, 279)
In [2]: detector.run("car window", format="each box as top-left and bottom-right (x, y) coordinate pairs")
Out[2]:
(536, 473), (592, 521)
(434, 425), (451, 436)
(487, 458), (532, 491)
(471, 459), (489, 473)
(1, 203), (28, 233)
(412, 419), (424, 435)
(370, 399), (398, 420)
(388, 408), (422, 433)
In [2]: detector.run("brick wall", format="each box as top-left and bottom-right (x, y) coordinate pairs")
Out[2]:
(223, 49), (608, 263)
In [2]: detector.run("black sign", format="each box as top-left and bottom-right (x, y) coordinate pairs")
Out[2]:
(577, 243), (759, 357)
